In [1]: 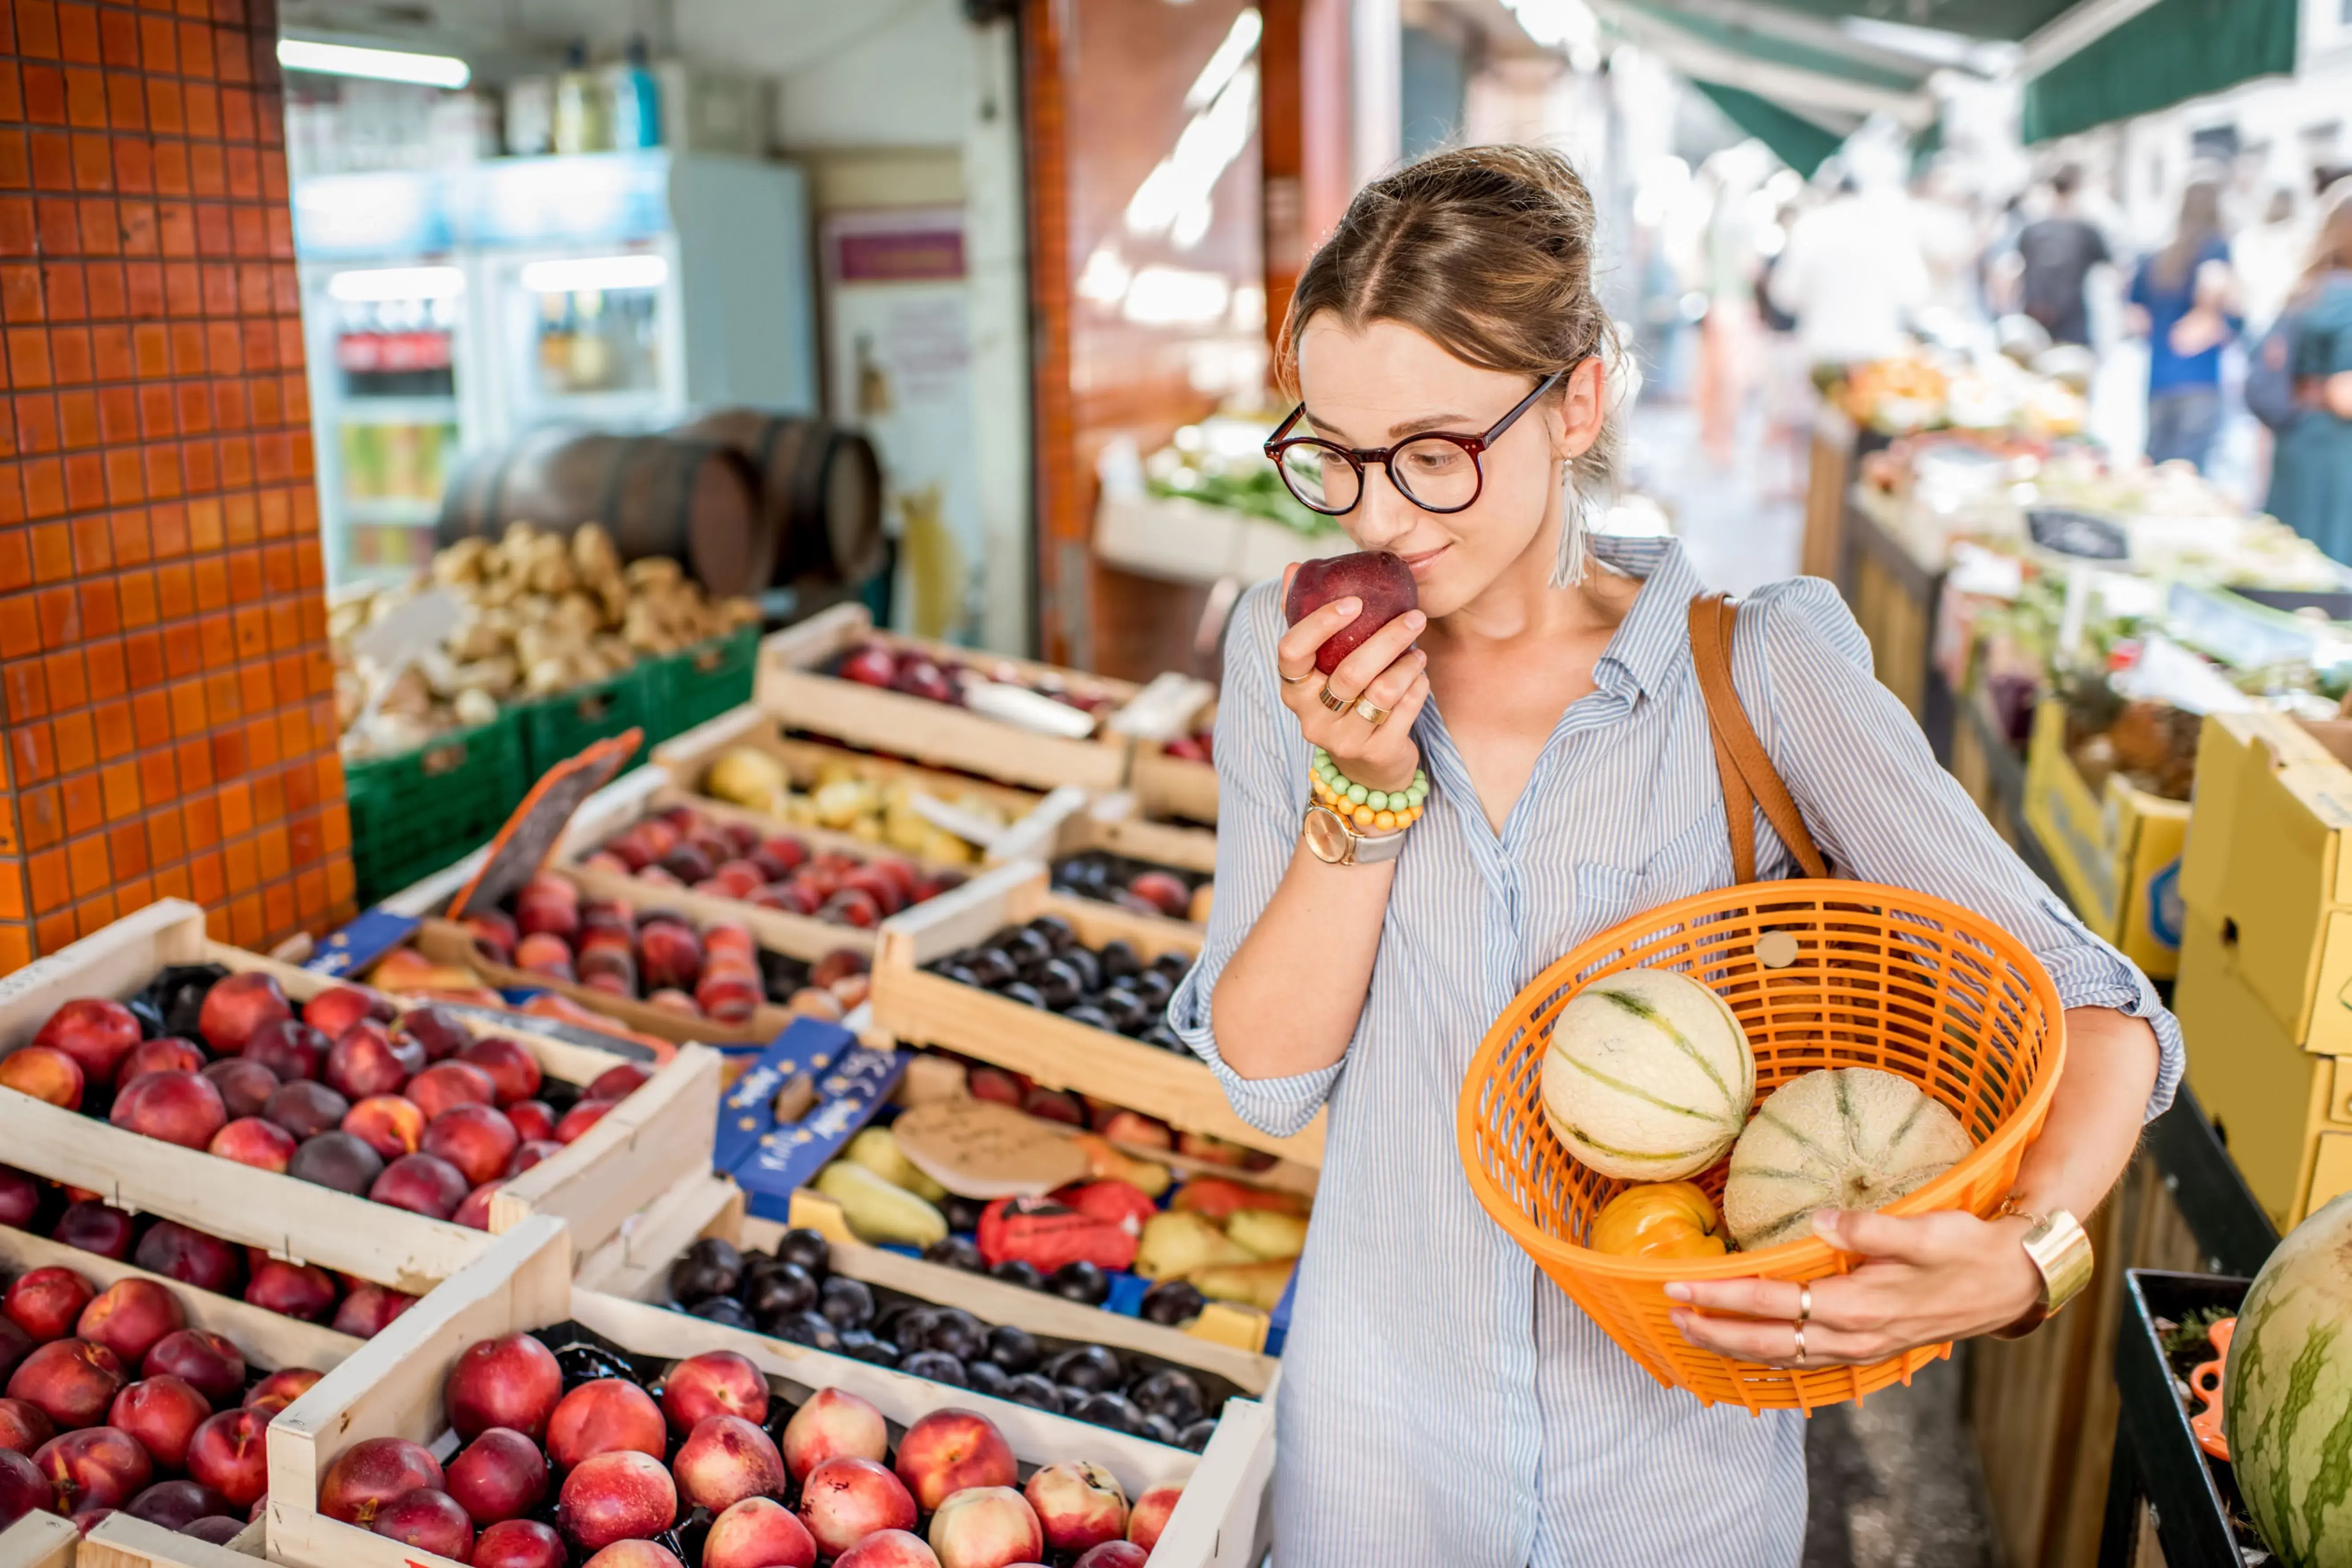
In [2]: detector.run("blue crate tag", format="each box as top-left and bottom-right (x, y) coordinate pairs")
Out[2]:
(303, 910), (420, 978)
(712, 1018), (859, 1173)
(722, 1025), (910, 1222)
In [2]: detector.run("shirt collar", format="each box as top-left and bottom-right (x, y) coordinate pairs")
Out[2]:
(1586, 534), (1704, 702)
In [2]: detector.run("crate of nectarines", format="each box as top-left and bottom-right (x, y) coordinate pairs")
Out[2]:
(0, 899), (720, 1297)
(268, 1214), (1270, 1568)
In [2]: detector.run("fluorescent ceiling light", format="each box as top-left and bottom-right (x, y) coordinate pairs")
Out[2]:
(278, 39), (471, 89)
(327, 266), (465, 302)
(519, 254), (670, 294)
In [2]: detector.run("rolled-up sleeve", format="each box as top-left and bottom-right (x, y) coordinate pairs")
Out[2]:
(1165, 584), (1344, 1137)
(1735, 576), (2185, 1121)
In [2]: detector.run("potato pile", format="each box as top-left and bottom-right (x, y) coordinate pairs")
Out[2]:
(335, 522), (760, 758)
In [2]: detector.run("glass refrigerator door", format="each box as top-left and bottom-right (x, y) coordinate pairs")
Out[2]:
(489, 246), (683, 435)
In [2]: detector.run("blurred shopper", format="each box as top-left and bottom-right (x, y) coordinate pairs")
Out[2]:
(2236, 188), (2308, 333)
(2126, 180), (2239, 471)
(2008, 165), (2109, 346)
(1694, 156), (1760, 466)
(1769, 176), (1929, 367)
(2263, 191), (2352, 560)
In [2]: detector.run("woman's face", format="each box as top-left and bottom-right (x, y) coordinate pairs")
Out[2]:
(1291, 315), (1602, 618)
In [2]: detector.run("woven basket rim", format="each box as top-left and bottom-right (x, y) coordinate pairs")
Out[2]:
(1456, 876), (2069, 1282)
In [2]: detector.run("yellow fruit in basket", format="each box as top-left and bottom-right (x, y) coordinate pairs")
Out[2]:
(815, 1161), (948, 1248)
(813, 778), (871, 830)
(706, 747), (788, 810)
(1226, 1208), (1309, 1262)
(1192, 1258), (1295, 1311)
(1541, 969), (1755, 1181)
(845, 1127), (947, 1202)
(1721, 1067), (1971, 1251)
(1135, 1211), (1251, 1281)
(1588, 1181), (1727, 1259)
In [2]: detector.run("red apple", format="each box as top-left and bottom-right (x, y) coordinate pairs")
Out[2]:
(373, 1483), (475, 1560)
(117, 1038), (208, 1086)
(368, 1152), (470, 1220)
(1075, 1544), (1150, 1568)
(51, 1201), (135, 1260)
(207, 1116), (297, 1173)
(547, 1377), (666, 1472)
(446, 1332), (564, 1443)
(927, 1485), (1043, 1568)
(454, 1180), (504, 1230)
(0, 1045), (85, 1108)
(200, 1059), (279, 1120)
(408, 1061), (497, 1121)
(672, 1412), (785, 1514)
(557, 1448), (676, 1552)
(243, 1020), (329, 1084)
(318, 1435), (443, 1526)
(703, 1495), (819, 1568)
(799, 1455), (917, 1557)
(109, 1070), (227, 1149)
(242, 1367), (322, 1416)
(780, 1387), (888, 1482)
(6, 1338), (125, 1428)
(303, 986), (392, 1039)
(323, 1021), (423, 1101)
(5, 1267), (97, 1343)
(395, 1008), (471, 1063)
(33, 1425), (150, 1513)
(0, 1399), (52, 1457)
(123, 1477), (227, 1530)
(331, 1283), (413, 1339)
(446, 1426), (549, 1526)
(893, 1409), (1016, 1511)
(244, 1261), (336, 1323)
(660, 1350), (767, 1435)
(421, 1102), (520, 1187)
(1024, 1461), (1127, 1553)
(76, 1280), (184, 1366)
(141, 1331), (242, 1407)
(1126, 1483), (1182, 1550)
(475, 1518), (568, 1568)
(835, 1529), (943, 1568)
(34, 999), (143, 1087)
(340, 1094), (427, 1161)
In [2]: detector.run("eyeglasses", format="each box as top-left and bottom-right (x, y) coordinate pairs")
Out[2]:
(1263, 368), (1568, 516)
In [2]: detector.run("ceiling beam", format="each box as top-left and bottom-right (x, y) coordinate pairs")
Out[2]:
(2017, 0), (2168, 78)
(1596, 0), (1936, 126)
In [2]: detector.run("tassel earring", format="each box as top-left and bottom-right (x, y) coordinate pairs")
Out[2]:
(1549, 472), (1590, 589)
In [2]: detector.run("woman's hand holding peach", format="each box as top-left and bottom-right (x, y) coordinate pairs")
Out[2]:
(1275, 565), (1429, 795)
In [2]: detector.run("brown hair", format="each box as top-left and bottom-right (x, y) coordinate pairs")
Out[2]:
(1275, 144), (1620, 577)
(2153, 178), (2225, 293)
(2304, 187), (2352, 295)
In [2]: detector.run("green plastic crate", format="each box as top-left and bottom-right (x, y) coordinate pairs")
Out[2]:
(345, 712), (528, 907)
(642, 625), (758, 746)
(515, 667), (652, 780)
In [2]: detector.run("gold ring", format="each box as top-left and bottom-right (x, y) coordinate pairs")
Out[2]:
(1797, 1283), (1812, 1324)
(1317, 683), (1352, 714)
(1280, 668), (1312, 685)
(1791, 1323), (1806, 1366)
(1354, 698), (1391, 726)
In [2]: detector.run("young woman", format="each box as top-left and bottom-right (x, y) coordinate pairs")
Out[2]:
(1168, 146), (2180, 1568)
(2264, 190), (2352, 562)
(2126, 180), (2239, 472)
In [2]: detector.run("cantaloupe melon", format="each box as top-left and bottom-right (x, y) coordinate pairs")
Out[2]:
(1721, 1067), (1970, 1251)
(2224, 1188), (2352, 1568)
(1541, 968), (1755, 1181)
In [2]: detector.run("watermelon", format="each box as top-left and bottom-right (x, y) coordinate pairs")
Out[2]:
(1541, 968), (1755, 1181)
(2224, 1189), (2352, 1568)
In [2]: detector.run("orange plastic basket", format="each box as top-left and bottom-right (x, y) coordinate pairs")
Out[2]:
(1456, 879), (2066, 1413)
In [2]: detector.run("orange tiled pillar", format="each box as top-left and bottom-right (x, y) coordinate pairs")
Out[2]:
(0, 0), (353, 970)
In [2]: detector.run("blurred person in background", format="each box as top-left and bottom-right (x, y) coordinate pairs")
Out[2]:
(1694, 152), (1762, 467)
(1909, 162), (1980, 325)
(2263, 189), (2352, 561)
(1769, 174), (1929, 368)
(2236, 187), (2308, 333)
(2004, 165), (2109, 346)
(1756, 202), (1808, 499)
(2126, 179), (2239, 471)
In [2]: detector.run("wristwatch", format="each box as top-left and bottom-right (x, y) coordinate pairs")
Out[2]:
(1990, 1202), (2094, 1339)
(1302, 803), (1408, 866)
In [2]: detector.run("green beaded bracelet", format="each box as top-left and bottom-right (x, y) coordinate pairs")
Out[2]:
(1311, 748), (1429, 807)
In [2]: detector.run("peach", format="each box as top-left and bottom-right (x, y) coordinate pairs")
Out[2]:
(781, 1387), (888, 1482)
(639, 921), (703, 992)
(584, 1544), (685, 1568)
(1126, 1483), (1182, 1550)
(516, 933), (577, 981)
(34, 999), (144, 1087)
(811, 950), (868, 988)
(1285, 549), (1418, 673)
(506, 1140), (563, 1177)
(927, 1485), (1043, 1568)
(182, 1515), (244, 1544)
(373, 1484), (475, 1560)
(557, 1448), (676, 1552)
(200, 1059), (278, 1120)
(202, 1116), (292, 1174)
(801, 1456), (918, 1557)
(117, 1038), (208, 1086)
(185, 1407), (266, 1509)
(125, 1477), (229, 1530)
(76, 1280), (184, 1366)
(244, 1261), (337, 1323)
(460, 1037), (543, 1105)
(319, 1435), (444, 1526)
(286, 1130), (383, 1196)
(547, 1377), (666, 1472)
(475, 1518), (568, 1568)
(506, 1099), (557, 1142)
(421, 1102), (520, 1187)
(241, 1367), (322, 1415)
(672, 1412), (785, 1514)
(4, 1267), (97, 1343)
(698, 974), (763, 1024)
(454, 1180), (504, 1231)
(446, 1426), (549, 1526)
(893, 1409), (1017, 1512)
(660, 1350), (767, 1435)
(52, 1201), (135, 1260)
(0, 1045), (85, 1108)
(331, 1283), (413, 1339)
(787, 988), (845, 1022)
(264, 1080), (349, 1140)
(368, 1152), (469, 1220)
(446, 1332), (564, 1443)
(323, 1021), (423, 1101)
(109, 1070), (227, 1149)
(395, 1007), (471, 1062)
(1075, 1544), (1149, 1568)
(340, 1094), (427, 1161)
(703, 1495), (819, 1568)
(6, 1339), (125, 1429)
(141, 1331), (242, 1407)
(586, 1063), (652, 1101)
(835, 1529), (943, 1568)
(196, 976), (293, 1056)
(243, 1020), (330, 1084)
(33, 1426), (151, 1514)
(408, 1060), (497, 1121)
(0, 1399), (52, 1457)
(467, 912), (521, 964)
(0, 1322), (23, 1387)
(645, 988), (701, 1016)
(0, 1167), (36, 1227)
(555, 1099), (619, 1144)
(1024, 1461), (1127, 1553)
(303, 986), (392, 1039)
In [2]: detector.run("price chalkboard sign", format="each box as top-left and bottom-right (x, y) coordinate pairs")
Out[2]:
(2026, 508), (2129, 561)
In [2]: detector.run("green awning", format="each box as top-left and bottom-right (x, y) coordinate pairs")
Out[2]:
(1709, 0), (2074, 40)
(1692, 80), (1847, 177)
(1640, 7), (1927, 94)
(2021, 0), (2299, 143)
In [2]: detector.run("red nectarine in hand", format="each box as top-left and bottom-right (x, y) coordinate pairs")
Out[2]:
(1284, 551), (1419, 674)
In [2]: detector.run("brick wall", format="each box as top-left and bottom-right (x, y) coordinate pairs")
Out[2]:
(0, 0), (353, 968)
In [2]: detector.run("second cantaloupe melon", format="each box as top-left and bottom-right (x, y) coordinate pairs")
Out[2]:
(1721, 1066), (1971, 1251)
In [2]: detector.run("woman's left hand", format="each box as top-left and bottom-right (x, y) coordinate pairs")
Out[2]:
(1663, 1208), (2043, 1367)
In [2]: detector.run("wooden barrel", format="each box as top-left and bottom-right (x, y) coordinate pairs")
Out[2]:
(668, 409), (885, 588)
(437, 428), (771, 598)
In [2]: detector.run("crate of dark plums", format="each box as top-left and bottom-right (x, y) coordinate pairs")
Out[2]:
(269, 1212), (1277, 1568)
(2113, 1271), (2265, 1567)
(874, 862), (1325, 1167)
(0, 898), (719, 1298)
(991, 786), (1218, 929)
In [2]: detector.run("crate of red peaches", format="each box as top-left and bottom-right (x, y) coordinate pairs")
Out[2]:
(266, 1216), (1257, 1568)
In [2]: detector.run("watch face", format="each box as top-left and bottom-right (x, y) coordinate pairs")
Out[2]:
(1303, 806), (1351, 863)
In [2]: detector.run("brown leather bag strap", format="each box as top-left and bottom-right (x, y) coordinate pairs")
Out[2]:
(1688, 592), (1829, 884)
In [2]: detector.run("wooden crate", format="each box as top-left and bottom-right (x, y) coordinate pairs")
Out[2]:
(268, 1215), (1274, 1568)
(0, 1472), (268, 1565)
(991, 790), (1217, 927)
(871, 863), (1323, 1166)
(754, 604), (1138, 793)
(0, 900), (718, 1294)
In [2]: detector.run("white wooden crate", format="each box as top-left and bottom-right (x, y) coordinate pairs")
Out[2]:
(0, 1495), (266, 1567)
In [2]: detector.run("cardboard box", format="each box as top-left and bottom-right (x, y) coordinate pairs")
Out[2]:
(2021, 700), (2190, 978)
(2177, 915), (2326, 1226)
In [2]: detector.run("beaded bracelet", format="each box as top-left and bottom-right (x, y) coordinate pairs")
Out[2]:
(1310, 746), (1429, 833)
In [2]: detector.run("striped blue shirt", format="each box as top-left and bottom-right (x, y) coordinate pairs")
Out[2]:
(1169, 534), (2182, 1568)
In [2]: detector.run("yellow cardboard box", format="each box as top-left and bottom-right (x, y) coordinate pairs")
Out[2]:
(2021, 701), (2190, 979)
(2178, 709), (2340, 915)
